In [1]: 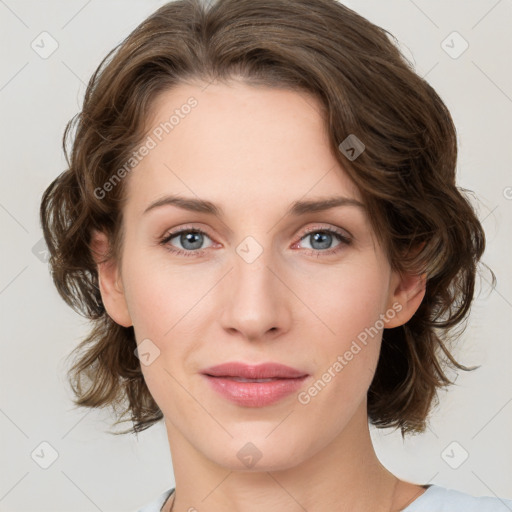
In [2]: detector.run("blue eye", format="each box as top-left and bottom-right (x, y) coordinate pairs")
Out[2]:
(159, 226), (351, 258)
(160, 228), (213, 256)
(294, 228), (351, 256)
(301, 231), (340, 250)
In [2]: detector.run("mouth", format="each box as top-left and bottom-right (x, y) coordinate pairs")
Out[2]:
(201, 362), (310, 407)
(213, 377), (286, 382)
(201, 361), (308, 379)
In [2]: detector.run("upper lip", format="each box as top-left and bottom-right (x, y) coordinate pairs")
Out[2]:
(202, 362), (308, 379)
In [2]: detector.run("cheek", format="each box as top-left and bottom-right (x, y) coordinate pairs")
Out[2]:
(295, 261), (387, 393)
(121, 251), (212, 392)
(122, 249), (206, 338)
(296, 259), (389, 342)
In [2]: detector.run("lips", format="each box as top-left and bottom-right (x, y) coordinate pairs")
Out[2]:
(201, 362), (308, 380)
(201, 362), (310, 407)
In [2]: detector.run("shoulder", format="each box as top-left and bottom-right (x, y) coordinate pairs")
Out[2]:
(136, 488), (174, 512)
(403, 484), (512, 512)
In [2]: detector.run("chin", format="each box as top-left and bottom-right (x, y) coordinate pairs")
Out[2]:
(204, 436), (309, 472)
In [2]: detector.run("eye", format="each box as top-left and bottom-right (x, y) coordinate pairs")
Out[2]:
(293, 226), (351, 255)
(160, 227), (214, 256)
(159, 225), (351, 258)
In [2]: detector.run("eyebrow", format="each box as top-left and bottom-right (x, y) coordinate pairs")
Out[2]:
(143, 194), (365, 217)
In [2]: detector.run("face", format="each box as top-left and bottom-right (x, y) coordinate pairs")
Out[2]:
(95, 80), (423, 471)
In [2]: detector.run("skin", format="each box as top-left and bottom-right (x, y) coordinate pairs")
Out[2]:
(92, 80), (428, 512)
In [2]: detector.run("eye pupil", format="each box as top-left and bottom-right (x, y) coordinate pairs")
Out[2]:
(310, 232), (332, 250)
(181, 231), (203, 250)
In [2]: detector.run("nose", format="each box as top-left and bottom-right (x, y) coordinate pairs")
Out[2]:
(219, 248), (292, 342)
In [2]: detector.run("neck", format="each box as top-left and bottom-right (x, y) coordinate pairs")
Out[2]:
(163, 404), (416, 512)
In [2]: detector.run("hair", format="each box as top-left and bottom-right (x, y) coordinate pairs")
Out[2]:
(40, 0), (495, 437)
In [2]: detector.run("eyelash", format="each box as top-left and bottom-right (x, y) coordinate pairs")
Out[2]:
(159, 224), (352, 258)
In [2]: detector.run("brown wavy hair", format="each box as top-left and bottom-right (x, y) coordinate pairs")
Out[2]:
(40, 0), (494, 437)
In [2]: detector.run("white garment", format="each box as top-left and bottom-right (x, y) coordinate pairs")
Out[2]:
(136, 484), (512, 512)
(136, 487), (173, 512)
(401, 484), (512, 511)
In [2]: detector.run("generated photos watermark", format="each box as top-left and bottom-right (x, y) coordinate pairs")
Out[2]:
(94, 96), (198, 200)
(297, 301), (403, 405)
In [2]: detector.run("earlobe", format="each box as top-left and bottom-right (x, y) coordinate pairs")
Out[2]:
(385, 270), (427, 329)
(90, 229), (133, 328)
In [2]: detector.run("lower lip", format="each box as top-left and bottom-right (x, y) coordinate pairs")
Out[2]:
(202, 375), (309, 407)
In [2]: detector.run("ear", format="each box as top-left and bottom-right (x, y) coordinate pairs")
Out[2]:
(90, 229), (133, 328)
(384, 267), (427, 328)
(383, 241), (428, 328)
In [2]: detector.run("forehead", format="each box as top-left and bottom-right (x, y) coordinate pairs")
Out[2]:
(124, 80), (362, 215)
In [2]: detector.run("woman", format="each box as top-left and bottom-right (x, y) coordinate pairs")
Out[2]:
(40, 0), (511, 510)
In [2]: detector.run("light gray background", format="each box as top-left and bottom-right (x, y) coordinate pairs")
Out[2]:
(1, 1), (511, 511)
